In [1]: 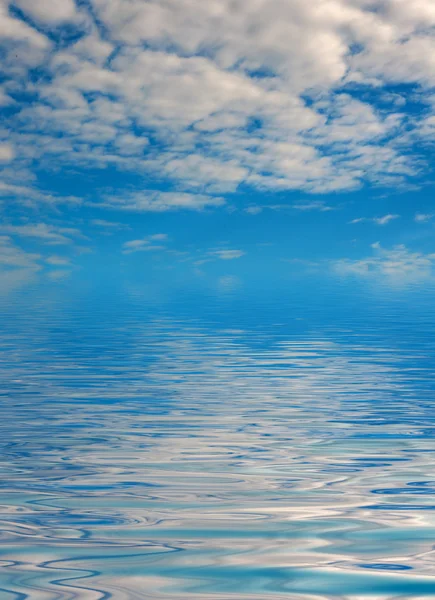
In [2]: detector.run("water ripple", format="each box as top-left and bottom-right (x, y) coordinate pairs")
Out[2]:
(1, 289), (435, 598)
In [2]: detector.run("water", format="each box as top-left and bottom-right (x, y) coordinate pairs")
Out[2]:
(1, 280), (435, 599)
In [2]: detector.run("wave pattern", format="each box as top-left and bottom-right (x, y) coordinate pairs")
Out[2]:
(1, 293), (435, 598)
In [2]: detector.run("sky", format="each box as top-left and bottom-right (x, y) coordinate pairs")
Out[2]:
(1, 0), (435, 294)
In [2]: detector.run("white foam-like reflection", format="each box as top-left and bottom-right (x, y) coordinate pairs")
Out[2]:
(0, 302), (435, 598)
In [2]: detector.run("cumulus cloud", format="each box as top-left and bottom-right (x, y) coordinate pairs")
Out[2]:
(0, 0), (49, 49)
(1, 0), (435, 210)
(14, 0), (80, 25)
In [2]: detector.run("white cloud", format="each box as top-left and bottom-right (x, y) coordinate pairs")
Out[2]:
(0, 181), (82, 206)
(46, 269), (71, 280)
(0, 143), (14, 162)
(91, 219), (129, 229)
(45, 256), (70, 266)
(122, 234), (168, 254)
(99, 191), (225, 212)
(0, 235), (41, 269)
(333, 242), (435, 283)
(14, 0), (80, 25)
(0, 88), (13, 106)
(245, 200), (335, 214)
(1, 0), (435, 207)
(374, 214), (400, 225)
(415, 213), (433, 223)
(350, 214), (400, 225)
(0, 0), (50, 49)
(211, 249), (245, 260)
(293, 200), (333, 212)
(217, 275), (241, 292)
(0, 267), (38, 295)
(0, 223), (86, 244)
(0, 0), (435, 208)
(245, 206), (263, 215)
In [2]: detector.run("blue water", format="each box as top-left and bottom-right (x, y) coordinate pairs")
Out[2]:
(1, 279), (435, 598)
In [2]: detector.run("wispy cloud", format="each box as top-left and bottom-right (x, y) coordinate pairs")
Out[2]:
(98, 192), (225, 213)
(0, 236), (41, 270)
(91, 219), (129, 230)
(415, 213), (434, 223)
(122, 234), (169, 254)
(245, 201), (334, 215)
(217, 275), (241, 292)
(245, 206), (263, 215)
(0, 223), (86, 245)
(194, 248), (246, 266)
(0, 182), (82, 207)
(292, 201), (333, 212)
(45, 256), (71, 266)
(46, 269), (72, 280)
(210, 250), (245, 260)
(350, 214), (400, 226)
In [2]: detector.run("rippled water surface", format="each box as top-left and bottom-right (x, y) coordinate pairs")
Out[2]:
(1, 283), (435, 599)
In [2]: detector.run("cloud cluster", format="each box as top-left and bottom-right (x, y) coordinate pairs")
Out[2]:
(0, 221), (80, 282)
(333, 242), (435, 283)
(1, 0), (435, 210)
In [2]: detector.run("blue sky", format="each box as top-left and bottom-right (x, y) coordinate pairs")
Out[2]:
(1, 0), (435, 292)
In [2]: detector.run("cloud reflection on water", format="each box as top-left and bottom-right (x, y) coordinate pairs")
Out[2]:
(0, 292), (435, 598)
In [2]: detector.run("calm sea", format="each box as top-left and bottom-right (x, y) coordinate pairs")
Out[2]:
(0, 277), (435, 598)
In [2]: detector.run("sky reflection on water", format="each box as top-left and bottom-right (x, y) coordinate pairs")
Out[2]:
(0, 282), (435, 599)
